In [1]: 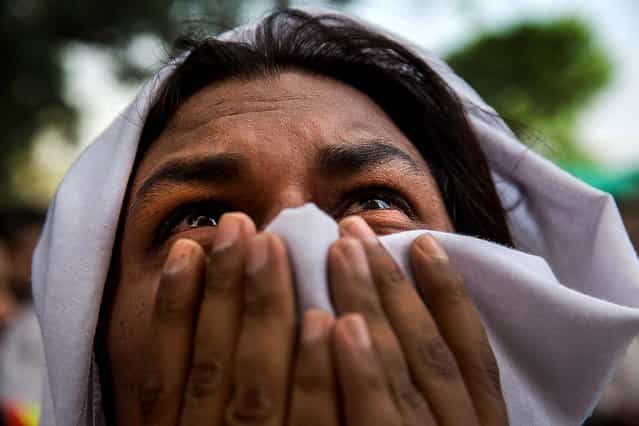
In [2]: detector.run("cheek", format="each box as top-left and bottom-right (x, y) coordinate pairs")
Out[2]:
(106, 267), (159, 409)
(424, 193), (454, 232)
(415, 176), (455, 232)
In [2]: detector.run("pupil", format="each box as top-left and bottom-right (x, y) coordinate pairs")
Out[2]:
(362, 198), (391, 210)
(187, 214), (217, 228)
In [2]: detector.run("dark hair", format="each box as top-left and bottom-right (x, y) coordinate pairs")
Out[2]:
(0, 205), (46, 248)
(137, 9), (513, 246)
(0, 205), (45, 302)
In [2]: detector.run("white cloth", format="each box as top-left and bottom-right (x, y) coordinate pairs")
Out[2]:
(31, 8), (639, 426)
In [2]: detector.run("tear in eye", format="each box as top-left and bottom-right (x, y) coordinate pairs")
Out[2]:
(360, 198), (392, 211)
(154, 201), (228, 246)
(187, 214), (218, 228)
(339, 188), (415, 219)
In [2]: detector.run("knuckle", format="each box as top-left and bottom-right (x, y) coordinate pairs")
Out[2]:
(367, 242), (410, 289)
(417, 336), (460, 380)
(243, 287), (294, 325)
(154, 279), (190, 321)
(242, 235), (294, 321)
(185, 358), (223, 400)
(485, 361), (503, 397)
(448, 270), (467, 297)
(354, 293), (385, 321)
(139, 372), (168, 419)
(242, 289), (269, 318)
(397, 384), (424, 414)
(381, 343), (407, 374)
(243, 284), (292, 321)
(376, 262), (406, 288)
(354, 351), (389, 393)
(205, 258), (237, 295)
(294, 363), (329, 394)
(479, 339), (503, 397)
(362, 366), (388, 392)
(431, 267), (468, 305)
(342, 343), (387, 393)
(389, 372), (423, 413)
(227, 381), (274, 424)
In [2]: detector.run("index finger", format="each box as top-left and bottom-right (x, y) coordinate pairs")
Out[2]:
(226, 233), (296, 426)
(179, 213), (256, 426)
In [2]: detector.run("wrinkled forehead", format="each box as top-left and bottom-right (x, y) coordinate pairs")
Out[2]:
(131, 70), (429, 191)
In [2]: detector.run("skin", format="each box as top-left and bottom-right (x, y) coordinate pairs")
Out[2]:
(105, 70), (508, 425)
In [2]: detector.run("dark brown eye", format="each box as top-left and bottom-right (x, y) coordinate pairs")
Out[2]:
(340, 188), (414, 219)
(360, 198), (392, 211)
(155, 201), (227, 246)
(186, 213), (218, 229)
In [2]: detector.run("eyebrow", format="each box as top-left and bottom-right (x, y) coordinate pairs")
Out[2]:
(128, 153), (245, 220)
(128, 140), (424, 221)
(317, 141), (424, 177)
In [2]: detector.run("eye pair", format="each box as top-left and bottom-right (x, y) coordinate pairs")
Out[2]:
(154, 185), (417, 246)
(184, 197), (394, 230)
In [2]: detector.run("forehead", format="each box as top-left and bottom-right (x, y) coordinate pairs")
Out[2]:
(133, 71), (425, 188)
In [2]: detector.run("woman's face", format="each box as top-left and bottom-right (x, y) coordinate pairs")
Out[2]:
(106, 70), (453, 416)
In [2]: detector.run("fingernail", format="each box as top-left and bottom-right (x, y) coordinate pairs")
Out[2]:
(416, 234), (448, 261)
(343, 315), (371, 348)
(341, 216), (376, 240)
(302, 310), (332, 343)
(245, 234), (269, 275)
(212, 215), (240, 252)
(164, 239), (195, 274)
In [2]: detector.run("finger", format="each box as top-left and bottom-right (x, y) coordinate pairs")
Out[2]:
(179, 213), (256, 426)
(329, 229), (432, 426)
(411, 235), (509, 425)
(350, 233), (477, 426)
(288, 310), (338, 426)
(226, 233), (296, 426)
(334, 314), (401, 426)
(140, 239), (205, 426)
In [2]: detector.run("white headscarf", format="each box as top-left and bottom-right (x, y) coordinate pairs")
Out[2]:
(32, 8), (639, 426)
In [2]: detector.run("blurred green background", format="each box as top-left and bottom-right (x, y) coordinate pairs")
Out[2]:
(3, 0), (639, 232)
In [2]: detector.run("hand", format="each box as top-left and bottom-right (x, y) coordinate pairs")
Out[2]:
(139, 212), (296, 425)
(328, 216), (509, 425)
(137, 213), (340, 426)
(136, 211), (508, 426)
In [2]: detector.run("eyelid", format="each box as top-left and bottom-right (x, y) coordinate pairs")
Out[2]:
(150, 185), (417, 247)
(337, 185), (417, 220)
(153, 200), (228, 247)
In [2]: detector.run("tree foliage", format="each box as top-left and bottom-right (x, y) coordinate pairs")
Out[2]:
(446, 18), (612, 163)
(1, 5), (609, 205)
(1, 0), (349, 205)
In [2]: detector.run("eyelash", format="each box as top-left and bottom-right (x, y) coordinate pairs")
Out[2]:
(335, 186), (416, 220)
(153, 187), (415, 245)
(153, 200), (229, 247)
